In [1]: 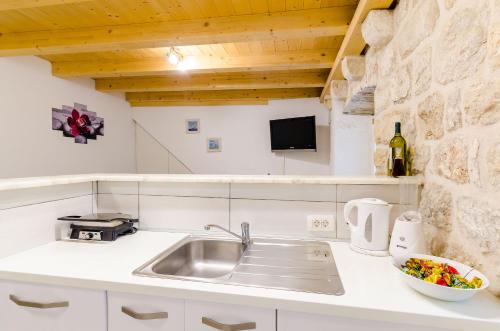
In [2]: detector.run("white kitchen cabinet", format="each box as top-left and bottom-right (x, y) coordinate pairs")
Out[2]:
(0, 280), (106, 331)
(108, 291), (184, 331)
(277, 310), (452, 331)
(185, 300), (275, 331)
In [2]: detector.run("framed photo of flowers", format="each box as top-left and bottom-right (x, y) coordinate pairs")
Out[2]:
(207, 137), (221, 152)
(52, 103), (104, 144)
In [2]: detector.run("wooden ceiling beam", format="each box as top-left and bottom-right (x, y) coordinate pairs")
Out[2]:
(126, 88), (322, 106)
(95, 70), (328, 92)
(129, 100), (270, 107)
(0, 0), (92, 11)
(320, 0), (393, 101)
(53, 49), (336, 77)
(0, 7), (354, 56)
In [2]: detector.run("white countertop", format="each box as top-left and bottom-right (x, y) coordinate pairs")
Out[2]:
(0, 231), (497, 330)
(0, 173), (421, 191)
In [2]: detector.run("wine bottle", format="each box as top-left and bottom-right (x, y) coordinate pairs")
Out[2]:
(390, 122), (406, 177)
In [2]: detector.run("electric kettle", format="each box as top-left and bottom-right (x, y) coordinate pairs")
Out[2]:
(344, 198), (392, 256)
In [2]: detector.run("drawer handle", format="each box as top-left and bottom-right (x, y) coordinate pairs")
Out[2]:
(9, 294), (69, 309)
(202, 316), (256, 331)
(121, 306), (168, 320)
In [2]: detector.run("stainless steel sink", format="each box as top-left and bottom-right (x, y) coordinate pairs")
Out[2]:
(134, 236), (345, 295)
(151, 239), (245, 278)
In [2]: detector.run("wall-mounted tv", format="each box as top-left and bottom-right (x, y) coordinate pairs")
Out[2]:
(270, 116), (316, 151)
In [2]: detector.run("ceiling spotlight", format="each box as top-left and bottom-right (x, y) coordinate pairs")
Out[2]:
(167, 47), (183, 65)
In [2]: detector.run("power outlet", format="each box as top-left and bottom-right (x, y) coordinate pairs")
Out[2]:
(307, 215), (335, 232)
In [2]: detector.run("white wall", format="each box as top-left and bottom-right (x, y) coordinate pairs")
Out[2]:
(135, 122), (191, 174)
(133, 98), (330, 175)
(0, 56), (135, 178)
(330, 97), (374, 176)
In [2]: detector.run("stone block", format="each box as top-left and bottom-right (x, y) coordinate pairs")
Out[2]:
(374, 146), (389, 168)
(412, 46), (432, 96)
(401, 109), (416, 146)
(346, 80), (362, 101)
(456, 196), (500, 253)
(487, 15), (499, 71)
(390, 63), (412, 104)
(341, 56), (365, 81)
(419, 183), (453, 230)
(378, 43), (398, 79)
(487, 137), (500, 186)
(412, 142), (430, 174)
(463, 79), (500, 125)
(374, 87), (391, 114)
(363, 48), (379, 87)
(417, 91), (444, 140)
(392, 0), (414, 31)
(329, 80), (348, 100)
(435, 4), (488, 84)
(397, 0), (440, 59)
(344, 85), (376, 115)
(433, 136), (469, 184)
(445, 89), (463, 131)
(468, 138), (481, 186)
(374, 109), (403, 144)
(362, 10), (394, 49)
(374, 166), (386, 176)
(444, 0), (456, 9)
(427, 228), (449, 257)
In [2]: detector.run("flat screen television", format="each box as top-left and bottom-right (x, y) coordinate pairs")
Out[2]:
(270, 116), (316, 151)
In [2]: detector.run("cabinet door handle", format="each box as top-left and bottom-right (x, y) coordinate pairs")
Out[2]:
(121, 306), (168, 320)
(202, 316), (256, 331)
(9, 294), (69, 309)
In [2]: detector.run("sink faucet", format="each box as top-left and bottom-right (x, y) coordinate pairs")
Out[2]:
(204, 222), (251, 246)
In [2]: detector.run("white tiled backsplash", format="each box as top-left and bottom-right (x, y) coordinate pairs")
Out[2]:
(140, 195), (229, 231)
(0, 180), (419, 260)
(97, 194), (139, 219)
(97, 181), (138, 195)
(231, 199), (336, 238)
(140, 182), (229, 198)
(0, 183), (94, 258)
(97, 181), (418, 240)
(230, 183), (336, 202)
(0, 182), (93, 210)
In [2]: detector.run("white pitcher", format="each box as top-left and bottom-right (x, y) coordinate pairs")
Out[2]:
(344, 198), (392, 256)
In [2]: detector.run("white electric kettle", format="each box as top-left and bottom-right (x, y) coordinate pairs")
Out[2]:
(344, 198), (392, 256)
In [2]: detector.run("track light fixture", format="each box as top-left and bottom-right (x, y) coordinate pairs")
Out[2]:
(167, 47), (183, 65)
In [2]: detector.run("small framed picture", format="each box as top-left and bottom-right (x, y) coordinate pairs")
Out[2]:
(186, 119), (200, 134)
(207, 137), (221, 152)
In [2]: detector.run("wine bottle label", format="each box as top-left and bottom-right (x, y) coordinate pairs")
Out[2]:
(394, 147), (403, 159)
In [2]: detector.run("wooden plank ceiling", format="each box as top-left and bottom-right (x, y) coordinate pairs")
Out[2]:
(0, 0), (359, 106)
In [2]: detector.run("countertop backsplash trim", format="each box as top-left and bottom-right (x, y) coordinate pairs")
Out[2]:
(0, 173), (423, 192)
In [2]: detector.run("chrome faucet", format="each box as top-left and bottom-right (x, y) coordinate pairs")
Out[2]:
(204, 222), (251, 246)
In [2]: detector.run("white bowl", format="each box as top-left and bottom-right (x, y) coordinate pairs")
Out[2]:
(393, 254), (489, 301)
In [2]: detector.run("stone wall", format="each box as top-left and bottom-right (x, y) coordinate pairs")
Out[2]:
(366, 0), (499, 295)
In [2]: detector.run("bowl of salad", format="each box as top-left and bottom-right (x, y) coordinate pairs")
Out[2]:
(393, 254), (489, 301)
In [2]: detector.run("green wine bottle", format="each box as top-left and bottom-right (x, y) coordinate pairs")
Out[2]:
(390, 122), (406, 177)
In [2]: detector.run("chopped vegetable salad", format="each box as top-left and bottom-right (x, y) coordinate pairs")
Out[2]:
(401, 258), (483, 289)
